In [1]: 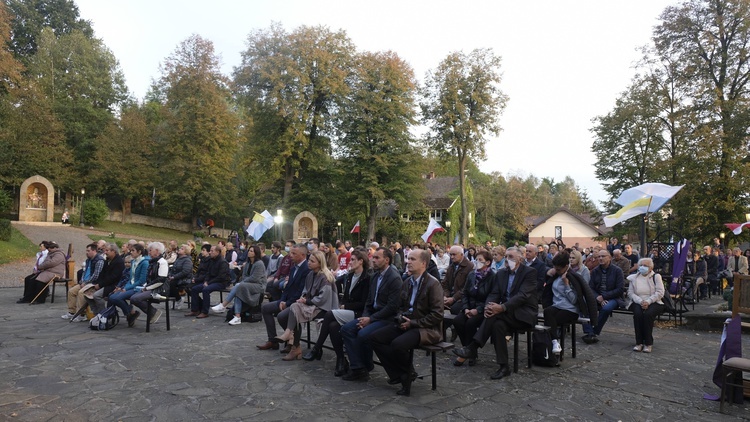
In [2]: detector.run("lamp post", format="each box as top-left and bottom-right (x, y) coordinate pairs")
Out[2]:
(274, 209), (283, 242)
(445, 220), (451, 246)
(79, 188), (85, 227)
(337, 221), (341, 241)
(720, 232), (725, 251)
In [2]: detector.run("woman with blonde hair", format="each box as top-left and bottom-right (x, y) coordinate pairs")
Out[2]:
(275, 250), (339, 360)
(568, 249), (590, 283)
(626, 258), (664, 353)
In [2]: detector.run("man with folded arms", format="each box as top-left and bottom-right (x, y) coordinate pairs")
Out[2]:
(185, 245), (230, 319)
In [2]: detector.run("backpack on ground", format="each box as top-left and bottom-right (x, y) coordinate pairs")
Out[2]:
(90, 306), (119, 331)
(531, 328), (559, 367)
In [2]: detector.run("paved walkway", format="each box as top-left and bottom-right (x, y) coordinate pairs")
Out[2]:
(0, 223), (94, 288)
(0, 284), (747, 421)
(1, 225), (748, 420)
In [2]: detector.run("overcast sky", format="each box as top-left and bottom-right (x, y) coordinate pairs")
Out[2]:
(75, 0), (680, 207)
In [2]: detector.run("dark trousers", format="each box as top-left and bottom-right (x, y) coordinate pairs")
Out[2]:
(629, 302), (663, 346)
(452, 311), (484, 346)
(23, 274), (48, 302)
(473, 312), (532, 366)
(542, 306), (579, 340)
(314, 311), (346, 357)
(190, 283), (225, 314)
(370, 324), (421, 381)
(261, 300), (290, 341)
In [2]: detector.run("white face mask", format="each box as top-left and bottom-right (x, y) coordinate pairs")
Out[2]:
(284, 246), (290, 252)
(506, 259), (517, 271)
(476, 261), (485, 270)
(638, 266), (649, 275)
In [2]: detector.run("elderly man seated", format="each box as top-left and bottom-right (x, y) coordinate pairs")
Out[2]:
(453, 247), (538, 380)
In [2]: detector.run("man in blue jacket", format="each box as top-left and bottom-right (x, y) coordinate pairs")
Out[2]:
(341, 247), (402, 381)
(257, 243), (310, 352)
(582, 250), (624, 344)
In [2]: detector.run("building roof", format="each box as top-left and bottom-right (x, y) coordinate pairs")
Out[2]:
(424, 176), (459, 210)
(525, 206), (609, 236)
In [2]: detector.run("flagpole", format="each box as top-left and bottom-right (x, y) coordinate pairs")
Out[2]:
(640, 197), (653, 257)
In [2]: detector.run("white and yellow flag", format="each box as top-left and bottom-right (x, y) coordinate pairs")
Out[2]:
(603, 197), (652, 227)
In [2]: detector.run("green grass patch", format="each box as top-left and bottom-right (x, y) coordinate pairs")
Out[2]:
(0, 226), (39, 265)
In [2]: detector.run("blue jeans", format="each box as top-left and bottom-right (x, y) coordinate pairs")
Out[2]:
(108, 290), (137, 317)
(340, 318), (390, 371)
(583, 299), (619, 336)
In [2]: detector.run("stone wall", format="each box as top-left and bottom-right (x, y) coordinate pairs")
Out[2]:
(106, 211), (192, 232)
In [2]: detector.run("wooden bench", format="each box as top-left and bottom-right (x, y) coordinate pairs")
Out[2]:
(145, 296), (176, 332)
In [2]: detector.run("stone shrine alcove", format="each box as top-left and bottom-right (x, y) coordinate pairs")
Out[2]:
(18, 175), (54, 222)
(293, 211), (318, 244)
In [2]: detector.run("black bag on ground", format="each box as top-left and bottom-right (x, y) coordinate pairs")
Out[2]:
(224, 303), (262, 323)
(531, 329), (559, 367)
(90, 306), (119, 331)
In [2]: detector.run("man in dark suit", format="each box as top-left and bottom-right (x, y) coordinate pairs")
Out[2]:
(370, 248), (443, 396)
(524, 243), (549, 297)
(454, 247), (538, 379)
(257, 243), (310, 352)
(341, 247), (402, 381)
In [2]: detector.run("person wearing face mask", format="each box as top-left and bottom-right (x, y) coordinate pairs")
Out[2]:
(626, 258), (664, 353)
(541, 251), (598, 355)
(266, 240), (295, 302)
(451, 250), (494, 366)
(453, 247), (538, 380)
(524, 243), (550, 298)
(441, 245), (474, 315)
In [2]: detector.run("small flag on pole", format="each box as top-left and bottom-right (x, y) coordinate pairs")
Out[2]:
(350, 220), (360, 234)
(421, 218), (445, 243)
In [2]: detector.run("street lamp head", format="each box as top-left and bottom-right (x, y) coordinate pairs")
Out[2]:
(273, 216), (283, 224)
(720, 232), (725, 239)
(337, 221), (341, 227)
(445, 220), (451, 228)
(81, 188), (85, 195)
(277, 209), (283, 217)
(745, 212), (750, 222)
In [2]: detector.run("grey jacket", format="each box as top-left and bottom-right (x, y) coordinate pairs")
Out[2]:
(235, 260), (266, 307)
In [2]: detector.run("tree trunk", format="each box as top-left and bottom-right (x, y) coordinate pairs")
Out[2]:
(121, 198), (131, 224)
(367, 200), (377, 244)
(459, 152), (468, 244)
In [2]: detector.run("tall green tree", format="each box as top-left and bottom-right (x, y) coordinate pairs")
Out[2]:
(151, 34), (240, 224)
(653, 0), (750, 236)
(421, 48), (508, 244)
(0, 2), (71, 189)
(6, 0), (92, 62)
(337, 51), (424, 241)
(25, 28), (127, 183)
(94, 104), (154, 219)
(234, 24), (354, 209)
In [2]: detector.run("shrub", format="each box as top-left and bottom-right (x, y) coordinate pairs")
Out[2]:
(0, 218), (10, 241)
(0, 190), (11, 215)
(82, 197), (109, 226)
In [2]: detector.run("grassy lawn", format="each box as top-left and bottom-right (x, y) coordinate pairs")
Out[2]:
(0, 226), (39, 265)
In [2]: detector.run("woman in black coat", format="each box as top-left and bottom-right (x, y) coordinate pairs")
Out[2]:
(541, 250), (598, 355)
(452, 250), (495, 366)
(303, 249), (371, 376)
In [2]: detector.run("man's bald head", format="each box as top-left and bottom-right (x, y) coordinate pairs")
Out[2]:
(449, 245), (464, 264)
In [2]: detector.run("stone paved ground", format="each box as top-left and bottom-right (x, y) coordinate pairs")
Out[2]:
(1, 224), (749, 420)
(0, 281), (748, 421)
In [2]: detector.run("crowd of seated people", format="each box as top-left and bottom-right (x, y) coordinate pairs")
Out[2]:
(30, 231), (706, 397)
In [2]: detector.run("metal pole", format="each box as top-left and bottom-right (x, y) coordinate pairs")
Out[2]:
(640, 215), (647, 258)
